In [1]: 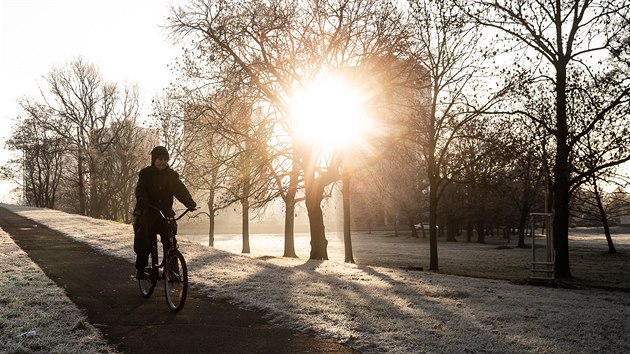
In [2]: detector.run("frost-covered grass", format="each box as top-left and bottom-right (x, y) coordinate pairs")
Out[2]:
(2, 204), (629, 353)
(0, 228), (117, 353)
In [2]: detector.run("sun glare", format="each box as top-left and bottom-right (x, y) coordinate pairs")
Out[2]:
(290, 76), (370, 149)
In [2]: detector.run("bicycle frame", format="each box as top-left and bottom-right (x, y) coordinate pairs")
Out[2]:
(150, 208), (189, 265)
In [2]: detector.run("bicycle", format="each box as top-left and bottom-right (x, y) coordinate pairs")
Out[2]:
(138, 206), (194, 311)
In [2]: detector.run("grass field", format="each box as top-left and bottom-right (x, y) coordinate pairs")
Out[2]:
(2, 204), (629, 353)
(179, 224), (630, 290)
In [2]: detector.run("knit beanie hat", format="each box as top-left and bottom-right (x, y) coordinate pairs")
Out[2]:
(150, 146), (169, 164)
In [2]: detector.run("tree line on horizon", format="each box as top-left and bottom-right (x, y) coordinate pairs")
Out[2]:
(2, 0), (629, 279)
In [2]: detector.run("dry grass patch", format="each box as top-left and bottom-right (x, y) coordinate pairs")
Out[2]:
(0, 229), (117, 354)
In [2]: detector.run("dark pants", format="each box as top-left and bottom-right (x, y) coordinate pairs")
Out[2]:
(133, 215), (169, 270)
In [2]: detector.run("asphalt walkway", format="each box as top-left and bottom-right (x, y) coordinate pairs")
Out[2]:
(0, 206), (358, 353)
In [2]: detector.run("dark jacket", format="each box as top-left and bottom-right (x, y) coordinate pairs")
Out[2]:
(133, 165), (196, 219)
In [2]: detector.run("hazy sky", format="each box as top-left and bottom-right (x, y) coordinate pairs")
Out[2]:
(1, 1), (627, 204)
(0, 0), (184, 202)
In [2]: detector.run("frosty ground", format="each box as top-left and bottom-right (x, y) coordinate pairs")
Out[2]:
(1, 204), (629, 353)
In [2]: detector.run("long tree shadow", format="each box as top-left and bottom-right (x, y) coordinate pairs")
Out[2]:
(185, 250), (553, 353)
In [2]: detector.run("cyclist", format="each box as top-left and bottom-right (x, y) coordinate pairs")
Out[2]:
(132, 146), (197, 279)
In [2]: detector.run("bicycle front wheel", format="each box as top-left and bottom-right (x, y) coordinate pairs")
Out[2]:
(139, 254), (157, 298)
(164, 250), (188, 311)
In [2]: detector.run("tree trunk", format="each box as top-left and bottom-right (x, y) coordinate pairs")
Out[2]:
(517, 151), (536, 248)
(476, 189), (487, 243)
(207, 200), (215, 247)
(77, 140), (86, 216)
(418, 222), (427, 239)
(342, 174), (355, 263)
(89, 166), (99, 218)
(306, 182), (328, 260)
(446, 218), (457, 242)
(410, 221), (419, 238)
(476, 221), (486, 244)
(553, 65), (571, 279)
(466, 220), (473, 243)
(241, 196), (250, 254)
(283, 171), (298, 258)
(428, 179), (439, 271)
(517, 201), (529, 248)
(602, 219), (616, 253)
(592, 177), (617, 254)
(552, 181), (571, 278)
(283, 199), (298, 258)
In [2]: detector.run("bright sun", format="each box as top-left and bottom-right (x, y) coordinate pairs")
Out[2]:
(290, 75), (370, 149)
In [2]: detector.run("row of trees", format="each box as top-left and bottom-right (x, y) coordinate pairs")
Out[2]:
(462, 0), (630, 277)
(2, 58), (155, 221)
(160, 0), (629, 278)
(3, 0), (629, 279)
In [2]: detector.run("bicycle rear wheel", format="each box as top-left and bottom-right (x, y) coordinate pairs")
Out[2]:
(164, 250), (188, 311)
(139, 253), (157, 298)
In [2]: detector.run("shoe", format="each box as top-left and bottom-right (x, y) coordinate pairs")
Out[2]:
(136, 269), (147, 279)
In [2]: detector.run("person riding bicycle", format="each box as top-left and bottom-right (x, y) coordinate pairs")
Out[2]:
(132, 146), (196, 279)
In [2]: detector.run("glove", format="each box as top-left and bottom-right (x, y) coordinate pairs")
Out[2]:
(186, 202), (197, 211)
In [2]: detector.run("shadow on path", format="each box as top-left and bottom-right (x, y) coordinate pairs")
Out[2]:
(0, 207), (357, 354)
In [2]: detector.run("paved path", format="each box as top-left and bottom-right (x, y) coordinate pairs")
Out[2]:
(0, 207), (359, 353)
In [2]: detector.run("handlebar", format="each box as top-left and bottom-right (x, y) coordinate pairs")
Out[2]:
(188, 210), (211, 219)
(148, 204), (197, 221)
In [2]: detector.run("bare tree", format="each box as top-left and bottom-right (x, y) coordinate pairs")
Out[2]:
(24, 57), (136, 217)
(4, 113), (64, 208)
(90, 85), (147, 221)
(7, 58), (146, 222)
(505, 122), (549, 248)
(571, 137), (630, 253)
(460, 0), (630, 277)
(151, 91), (224, 246)
(213, 102), (278, 254)
(167, 0), (410, 260)
(158, 60), (280, 252)
(407, 0), (509, 270)
(98, 116), (153, 222)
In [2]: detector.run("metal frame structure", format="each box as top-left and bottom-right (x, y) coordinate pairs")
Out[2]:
(530, 212), (554, 279)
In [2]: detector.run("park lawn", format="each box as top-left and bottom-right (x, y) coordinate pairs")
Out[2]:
(1, 204), (629, 353)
